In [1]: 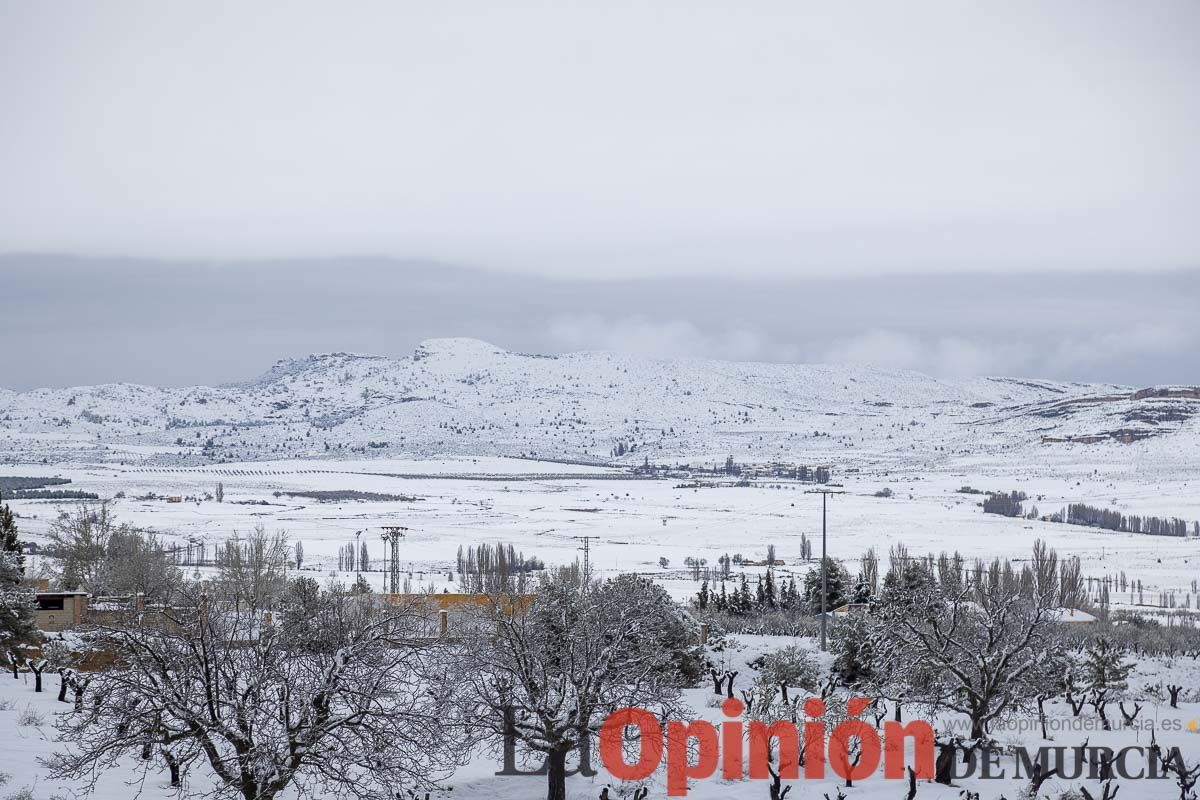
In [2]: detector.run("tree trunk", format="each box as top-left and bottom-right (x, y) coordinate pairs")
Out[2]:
(1028, 762), (1058, 795)
(934, 742), (957, 785)
(57, 671), (68, 703)
(1093, 699), (1110, 731)
(969, 716), (985, 740)
(162, 748), (182, 787)
(545, 747), (569, 800)
(576, 724), (597, 777)
(500, 707), (519, 774)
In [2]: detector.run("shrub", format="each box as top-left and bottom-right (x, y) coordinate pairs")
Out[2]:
(17, 704), (45, 727)
(754, 645), (821, 691)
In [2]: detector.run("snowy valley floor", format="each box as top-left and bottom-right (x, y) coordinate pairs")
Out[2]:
(2, 633), (1199, 800)
(8, 457), (1200, 611)
(3, 456), (1200, 799)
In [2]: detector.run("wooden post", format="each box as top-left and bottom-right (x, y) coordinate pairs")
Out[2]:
(699, 623), (709, 647)
(439, 609), (449, 638)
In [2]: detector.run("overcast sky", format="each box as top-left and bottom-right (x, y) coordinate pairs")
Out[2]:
(1, 2), (1197, 388)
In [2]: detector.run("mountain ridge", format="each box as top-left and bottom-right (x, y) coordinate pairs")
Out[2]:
(0, 338), (1194, 471)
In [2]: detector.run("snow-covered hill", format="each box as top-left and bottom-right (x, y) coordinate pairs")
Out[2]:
(1, 338), (1197, 473)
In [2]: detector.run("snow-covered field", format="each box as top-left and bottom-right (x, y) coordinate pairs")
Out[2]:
(3, 630), (1199, 800)
(4, 343), (1200, 799)
(7, 456), (1200, 610)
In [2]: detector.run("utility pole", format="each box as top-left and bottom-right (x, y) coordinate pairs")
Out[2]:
(381, 526), (408, 594)
(806, 485), (845, 651)
(573, 536), (600, 585)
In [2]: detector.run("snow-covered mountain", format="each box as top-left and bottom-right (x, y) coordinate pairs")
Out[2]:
(1, 338), (1197, 472)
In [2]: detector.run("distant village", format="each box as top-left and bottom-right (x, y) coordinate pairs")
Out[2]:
(632, 456), (832, 483)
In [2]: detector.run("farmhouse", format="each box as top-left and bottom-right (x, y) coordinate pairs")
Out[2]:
(34, 591), (90, 632)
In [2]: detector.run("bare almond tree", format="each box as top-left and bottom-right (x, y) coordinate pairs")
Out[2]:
(461, 569), (693, 800)
(48, 582), (470, 800)
(869, 548), (1065, 757)
(46, 502), (123, 592)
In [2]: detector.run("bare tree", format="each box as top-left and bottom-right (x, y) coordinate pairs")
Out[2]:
(870, 550), (1064, 742)
(461, 569), (692, 800)
(215, 525), (290, 610)
(105, 527), (182, 602)
(46, 502), (122, 592)
(45, 504), (179, 601)
(49, 582), (469, 800)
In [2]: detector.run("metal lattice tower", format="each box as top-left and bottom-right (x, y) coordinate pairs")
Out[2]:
(573, 536), (600, 584)
(381, 526), (409, 593)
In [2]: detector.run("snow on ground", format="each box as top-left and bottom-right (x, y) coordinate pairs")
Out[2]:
(2, 341), (1199, 799)
(1, 339), (1197, 475)
(2, 632), (1199, 800)
(10, 458), (1200, 608)
(3, 455), (1200, 799)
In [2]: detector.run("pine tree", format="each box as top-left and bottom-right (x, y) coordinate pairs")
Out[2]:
(1082, 636), (1132, 697)
(0, 502), (22, 574)
(0, 502), (37, 648)
(696, 578), (710, 610)
(731, 574), (753, 615)
(804, 557), (849, 611)
(0, 551), (37, 649)
(849, 575), (872, 604)
(832, 614), (874, 686)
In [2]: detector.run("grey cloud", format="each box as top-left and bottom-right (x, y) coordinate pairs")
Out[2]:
(1, 1), (1198, 278)
(547, 315), (784, 363)
(1, 255), (1197, 390)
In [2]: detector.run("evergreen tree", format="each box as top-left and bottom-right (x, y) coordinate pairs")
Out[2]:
(803, 557), (849, 611)
(1082, 636), (1132, 697)
(0, 502), (22, 574)
(0, 550), (38, 649)
(782, 576), (799, 609)
(874, 560), (936, 611)
(763, 569), (777, 609)
(832, 613), (874, 686)
(730, 574), (753, 615)
(0, 499), (36, 649)
(849, 574), (872, 604)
